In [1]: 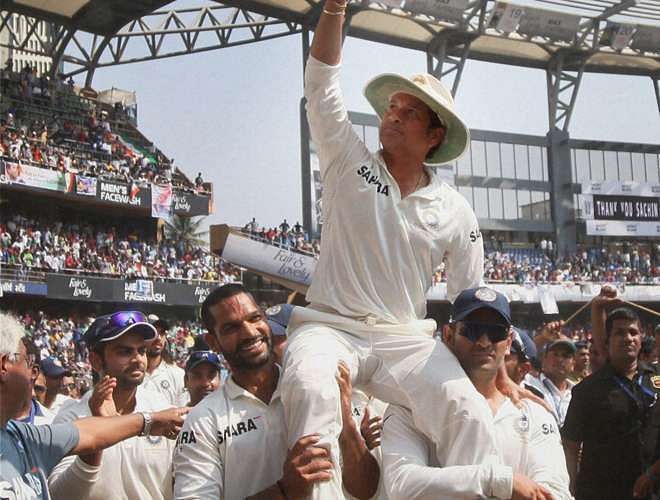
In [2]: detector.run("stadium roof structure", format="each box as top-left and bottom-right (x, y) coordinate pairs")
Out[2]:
(223, 0), (660, 77)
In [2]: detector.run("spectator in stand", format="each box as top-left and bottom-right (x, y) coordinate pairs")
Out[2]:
(195, 172), (204, 189)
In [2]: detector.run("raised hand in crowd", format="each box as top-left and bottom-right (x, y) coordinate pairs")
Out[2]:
(590, 284), (622, 362)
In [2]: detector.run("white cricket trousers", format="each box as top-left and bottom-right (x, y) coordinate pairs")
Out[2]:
(281, 306), (500, 500)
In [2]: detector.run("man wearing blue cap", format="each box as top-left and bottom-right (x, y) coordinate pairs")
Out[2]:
(506, 328), (545, 399)
(382, 287), (572, 500)
(184, 348), (222, 407)
(39, 356), (72, 413)
(48, 310), (185, 500)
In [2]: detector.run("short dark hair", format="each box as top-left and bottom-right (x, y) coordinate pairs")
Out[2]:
(605, 307), (640, 339)
(201, 283), (253, 334)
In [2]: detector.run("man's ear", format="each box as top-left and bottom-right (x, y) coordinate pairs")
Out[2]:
(442, 324), (454, 345)
(428, 126), (446, 149)
(0, 354), (9, 381)
(88, 351), (103, 375)
(505, 332), (513, 354)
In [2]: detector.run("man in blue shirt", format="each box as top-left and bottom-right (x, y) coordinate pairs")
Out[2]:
(0, 312), (188, 500)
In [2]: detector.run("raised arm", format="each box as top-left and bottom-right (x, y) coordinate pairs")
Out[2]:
(590, 285), (621, 359)
(310, 0), (346, 65)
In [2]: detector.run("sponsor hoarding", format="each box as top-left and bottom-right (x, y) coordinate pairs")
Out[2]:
(0, 160), (73, 192)
(580, 181), (660, 236)
(97, 180), (150, 208)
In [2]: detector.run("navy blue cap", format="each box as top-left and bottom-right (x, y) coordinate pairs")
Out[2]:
(544, 337), (577, 354)
(451, 287), (511, 326)
(265, 304), (294, 337)
(511, 327), (538, 363)
(185, 350), (223, 372)
(40, 356), (69, 378)
(84, 311), (157, 346)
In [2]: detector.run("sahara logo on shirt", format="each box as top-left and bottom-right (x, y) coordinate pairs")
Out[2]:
(217, 416), (261, 444)
(357, 166), (390, 196)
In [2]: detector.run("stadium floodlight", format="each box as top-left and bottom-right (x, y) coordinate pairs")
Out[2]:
(517, 7), (581, 43)
(14, 0), (89, 18)
(629, 25), (660, 53)
(402, 0), (469, 23)
(599, 22), (637, 51)
(488, 2), (525, 34)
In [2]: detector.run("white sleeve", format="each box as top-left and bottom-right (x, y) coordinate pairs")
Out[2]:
(304, 56), (368, 185)
(382, 405), (513, 500)
(173, 406), (223, 499)
(445, 202), (484, 303)
(524, 404), (573, 500)
(48, 402), (100, 499)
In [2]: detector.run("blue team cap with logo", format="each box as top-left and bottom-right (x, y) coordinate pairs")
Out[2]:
(40, 356), (69, 378)
(84, 311), (157, 346)
(265, 304), (294, 337)
(450, 287), (511, 326)
(511, 327), (538, 363)
(185, 350), (223, 372)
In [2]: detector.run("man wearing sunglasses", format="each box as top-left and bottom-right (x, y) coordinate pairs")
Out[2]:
(382, 287), (572, 500)
(48, 310), (186, 500)
(184, 348), (222, 407)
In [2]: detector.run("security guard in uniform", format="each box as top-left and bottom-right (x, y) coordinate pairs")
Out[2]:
(562, 307), (660, 500)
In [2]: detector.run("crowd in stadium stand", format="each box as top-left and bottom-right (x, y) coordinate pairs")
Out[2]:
(1, 212), (241, 282)
(242, 217), (321, 255)
(0, 62), (205, 193)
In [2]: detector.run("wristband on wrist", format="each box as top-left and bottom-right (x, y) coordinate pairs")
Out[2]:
(322, 7), (345, 15)
(138, 412), (152, 437)
(277, 480), (289, 500)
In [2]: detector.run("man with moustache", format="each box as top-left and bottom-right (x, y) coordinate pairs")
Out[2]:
(382, 288), (572, 500)
(48, 310), (184, 500)
(562, 308), (660, 500)
(173, 284), (379, 500)
(143, 316), (186, 406)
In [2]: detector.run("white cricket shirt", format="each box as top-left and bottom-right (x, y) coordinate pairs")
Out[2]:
(382, 399), (572, 500)
(48, 386), (175, 500)
(172, 373), (287, 500)
(304, 56), (483, 324)
(143, 360), (187, 407)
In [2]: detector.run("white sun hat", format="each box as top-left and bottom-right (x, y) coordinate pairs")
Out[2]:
(363, 73), (470, 165)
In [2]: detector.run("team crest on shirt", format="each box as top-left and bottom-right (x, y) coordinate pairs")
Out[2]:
(515, 414), (530, 434)
(266, 305), (281, 316)
(651, 376), (660, 389)
(160, 380), (170, 390)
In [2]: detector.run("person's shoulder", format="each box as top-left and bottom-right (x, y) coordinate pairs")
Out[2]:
(137, 384), (173, 411)
(53, 393), (91, 422)
(186, 388), (228, 426)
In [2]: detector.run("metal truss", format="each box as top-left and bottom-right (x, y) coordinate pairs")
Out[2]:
(546, 50), (586, 132)
(426, 35), (473, 98)
(58, 5), (301, 86)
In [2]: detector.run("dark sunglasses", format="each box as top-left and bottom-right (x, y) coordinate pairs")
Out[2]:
(34, 384), (46, 393)
(457, 322), (510, 343)
(101, 311), (148, 331)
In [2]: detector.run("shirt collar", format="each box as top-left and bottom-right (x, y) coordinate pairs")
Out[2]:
(376, 151), (445, 201)
(224, 364), (282, 404)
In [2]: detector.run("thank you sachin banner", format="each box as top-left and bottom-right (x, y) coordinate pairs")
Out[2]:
(580, 181), (660, 236)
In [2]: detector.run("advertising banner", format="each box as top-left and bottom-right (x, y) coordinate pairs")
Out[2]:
(1, 280), (47, 296)
(172, 191), (211, 216)
(580, 181), (660, 236)
(221, 232), (317, 286)
(151, 184), (173, 219)
(1, 161), (73, 192)
(97, 180), (150, 208)
(76, 175), (97, 196)
(47, 274), (119, 301)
